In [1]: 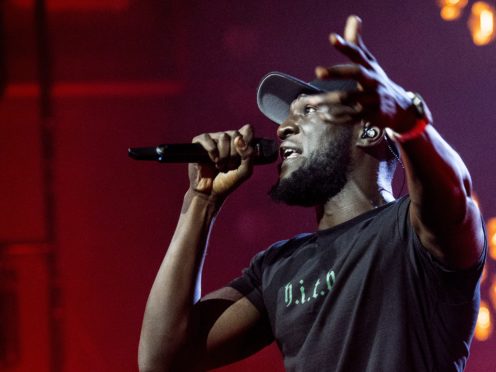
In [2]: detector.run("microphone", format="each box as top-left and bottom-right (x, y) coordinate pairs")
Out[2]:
(128, 138), (278, 165)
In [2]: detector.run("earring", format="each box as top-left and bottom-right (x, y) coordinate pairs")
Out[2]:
(362, 127), (378, 139)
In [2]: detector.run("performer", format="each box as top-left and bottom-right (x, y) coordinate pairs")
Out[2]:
(138, 15), (486, 371)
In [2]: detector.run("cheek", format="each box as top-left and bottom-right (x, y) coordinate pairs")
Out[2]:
(300, 119), (338, 154)
(309, 128), (333, 152)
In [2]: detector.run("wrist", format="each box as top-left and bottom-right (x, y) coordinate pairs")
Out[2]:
(385, 118), (428, 144)
(387, 91), (431, 144)
(184, 188), (225, 212)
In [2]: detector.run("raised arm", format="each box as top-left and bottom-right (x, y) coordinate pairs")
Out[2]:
(314, 15), (485, 269)
(138, 125), (272, 371)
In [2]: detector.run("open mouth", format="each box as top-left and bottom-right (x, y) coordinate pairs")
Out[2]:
(280, 146), (302, 160)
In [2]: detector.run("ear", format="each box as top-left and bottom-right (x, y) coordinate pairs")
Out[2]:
(355, 124), (384, 149)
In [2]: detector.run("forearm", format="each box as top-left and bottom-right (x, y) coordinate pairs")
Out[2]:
(399, 124), (472, 226)
(396, 124), (483, 267)
(138, 189), (221, 371)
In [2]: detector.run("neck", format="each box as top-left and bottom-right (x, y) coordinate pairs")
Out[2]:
(316, 163), (395, 230)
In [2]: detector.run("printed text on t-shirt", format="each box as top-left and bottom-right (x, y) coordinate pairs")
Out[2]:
(283, 269), (336, 306)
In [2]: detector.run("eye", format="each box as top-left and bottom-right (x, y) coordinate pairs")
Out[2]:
(304, 105), (318, 115)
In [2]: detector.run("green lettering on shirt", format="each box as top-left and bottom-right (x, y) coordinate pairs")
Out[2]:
(281, 269), (336, 308)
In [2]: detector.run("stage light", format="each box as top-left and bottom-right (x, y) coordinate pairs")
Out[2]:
(481, 264), (487, 283)
(437, 0), (496, 45)
(489, 276), (496, 310)
(487, 217), (496, 260)
(441, 5), (464, 20)
(438, 0), (468, 20)
(475, 300), (492, 341)
(437, 0), (469, 8)
(468, 2), (496, 45)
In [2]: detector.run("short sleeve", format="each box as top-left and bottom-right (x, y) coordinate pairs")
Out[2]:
(229, 250), (268, 316)
(399, 198), (487, 305)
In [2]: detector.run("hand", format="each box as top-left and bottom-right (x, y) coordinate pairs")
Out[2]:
(188, 124), (254, 201)
(314, 15), (421, 133)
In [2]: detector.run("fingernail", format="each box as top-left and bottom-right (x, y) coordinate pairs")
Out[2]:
(335, 34), (345, 44)
(315, 66), (328, 78)
(237, 136), (247, 149)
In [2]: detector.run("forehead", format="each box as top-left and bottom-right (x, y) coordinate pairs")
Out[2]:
(290, 93), (313, 107)
(289, 92), (347, 111)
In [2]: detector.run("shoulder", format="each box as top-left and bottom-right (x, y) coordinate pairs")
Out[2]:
(256, 232), (315, 264)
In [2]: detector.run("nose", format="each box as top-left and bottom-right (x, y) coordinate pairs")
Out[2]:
(277, 118), (299, 140)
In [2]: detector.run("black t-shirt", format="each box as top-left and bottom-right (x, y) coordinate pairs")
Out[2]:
(230, 197), (486, 372)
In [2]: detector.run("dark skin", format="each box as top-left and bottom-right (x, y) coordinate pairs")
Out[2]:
(138, 15), (485, 372)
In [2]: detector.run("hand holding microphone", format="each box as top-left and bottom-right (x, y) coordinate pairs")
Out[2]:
(190, 125), (259, 197)
(128, 137), (277, 165)
(129, 124), (277, 198)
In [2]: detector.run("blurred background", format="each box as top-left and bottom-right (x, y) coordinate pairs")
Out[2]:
(0, 0), (495, 371)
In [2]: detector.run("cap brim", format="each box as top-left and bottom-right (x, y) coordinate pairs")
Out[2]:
(257, 72), (323, 125)
(257, 71), (358, 125)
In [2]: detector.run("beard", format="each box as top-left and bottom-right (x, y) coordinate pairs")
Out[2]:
(269, 128), (354, 207)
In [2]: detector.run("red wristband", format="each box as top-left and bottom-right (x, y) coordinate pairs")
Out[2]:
(385, 118), (428, 144)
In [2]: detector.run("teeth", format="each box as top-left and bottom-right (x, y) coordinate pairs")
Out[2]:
(282, 148), (298, 159)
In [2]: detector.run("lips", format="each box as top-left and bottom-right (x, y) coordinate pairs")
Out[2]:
(279, 143), (302, 160)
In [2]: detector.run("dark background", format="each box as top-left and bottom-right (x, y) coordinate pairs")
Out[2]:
(0, 0), (495, 371)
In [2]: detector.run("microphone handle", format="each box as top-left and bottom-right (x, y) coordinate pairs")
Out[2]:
(157, 143), (212, 163)
(128, 138), (278, 165)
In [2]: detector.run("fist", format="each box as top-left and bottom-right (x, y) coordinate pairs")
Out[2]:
(188, 124), (254, 199)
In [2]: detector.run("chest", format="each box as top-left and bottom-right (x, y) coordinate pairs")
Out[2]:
(261, 231), (410, 342)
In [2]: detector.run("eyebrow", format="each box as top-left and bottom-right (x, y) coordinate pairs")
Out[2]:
(289, 94), (309, 111)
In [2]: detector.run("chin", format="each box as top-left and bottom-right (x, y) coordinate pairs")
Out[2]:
(279, 158), (305, 180)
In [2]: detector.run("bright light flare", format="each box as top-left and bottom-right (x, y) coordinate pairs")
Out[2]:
(469, 2), (496, 46)
(487, 218), (496, 260)
(490, 276), (496, 311)
(475, 301), (492, 341)
(481, 264), (487, 284)
(438, 0), (468, 21)
(437, 0), (468, 8)
(441, 5), (463, 21)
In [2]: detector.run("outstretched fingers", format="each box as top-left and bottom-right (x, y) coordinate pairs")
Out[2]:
(321, 15), (377, 75)
(315, 64), (377, 90)
(330, 33), (373, 68)
(347, 15), (376, 59)
(344, 14), (362, 44)
(313, 15), (408, 131)
(305, 90), (380, 123)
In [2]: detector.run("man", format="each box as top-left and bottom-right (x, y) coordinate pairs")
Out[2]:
(138, 16), (486, 371)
